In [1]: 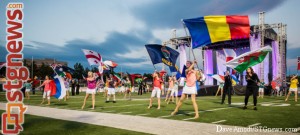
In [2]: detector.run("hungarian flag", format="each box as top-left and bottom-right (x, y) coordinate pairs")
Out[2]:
(297, 57), (300, 70)
(0, 62), (6, 70)
(226, 46), (272, 73)
(112, 72), (122, 82)
(82, 49), (102, 66)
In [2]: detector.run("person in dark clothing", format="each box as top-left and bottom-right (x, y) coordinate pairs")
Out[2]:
(243, 67), (260, 110)
(76, 80), (80, 95)
(31, 76), (40, 95)
(71, 79), (76, 96)
(137, 79), (143, 95)
(221, 71), (232, 105)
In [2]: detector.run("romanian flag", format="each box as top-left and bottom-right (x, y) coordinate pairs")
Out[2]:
(183, 15), (250, 49)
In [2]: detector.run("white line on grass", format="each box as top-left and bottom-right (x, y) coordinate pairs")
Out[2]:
(211, 120), (227, 124)
(100, 104), (146, 109)
(182, 117), (197, 121)
(248, 123), (261, 127)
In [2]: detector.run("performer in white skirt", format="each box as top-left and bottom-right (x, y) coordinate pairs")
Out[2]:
(81, 71), (97, 109)
(171, 60), (200, 119)
(285, 75), (298, 102)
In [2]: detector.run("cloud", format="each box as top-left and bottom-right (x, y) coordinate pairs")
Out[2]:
(131, 0), (285, 29)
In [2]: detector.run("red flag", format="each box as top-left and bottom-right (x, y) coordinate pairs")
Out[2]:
(297, 57), (300, 70)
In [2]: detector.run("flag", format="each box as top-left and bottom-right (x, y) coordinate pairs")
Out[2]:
(50, 63), (66, 77)
(223, 49), (237, 62)
(145, 44), (179, 72)
(0, 62), (6, 70)
(179, 45), (187, 72)
(103, 60), (118, 68)
(112, 72), (122, 82)
(183, 15), (250, 49)
(226, 46), (272, 73)
(82, 49), (102, 66)
(298, 56), (300, 70)
(53, 75), (66, 99)
(208, 74), (225, 83)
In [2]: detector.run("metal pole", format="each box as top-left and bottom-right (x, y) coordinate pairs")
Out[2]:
(31, 56), (33, 79)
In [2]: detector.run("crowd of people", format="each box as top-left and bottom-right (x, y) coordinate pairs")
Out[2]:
(18, 61), (299, 119)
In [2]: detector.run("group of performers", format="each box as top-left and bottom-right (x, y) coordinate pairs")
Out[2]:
(18, 60), (298, 119)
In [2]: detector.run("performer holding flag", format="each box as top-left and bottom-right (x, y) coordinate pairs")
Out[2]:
(171, 60), (200, 119)
(37, 76), (52, 105)
(81, 71), (97, 109)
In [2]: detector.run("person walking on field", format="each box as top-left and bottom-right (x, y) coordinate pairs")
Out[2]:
(171, 60), (200, 119)
(243, 67), (260, 110)
(81, 72), (97, 109)
(221, 71), (232, 106)
(148, 71), (163, 109)
(285, 75), (298, 102)
(37, 76), (52, 105)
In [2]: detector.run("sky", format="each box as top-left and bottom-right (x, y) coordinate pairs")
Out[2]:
(0, 0), (299, 74)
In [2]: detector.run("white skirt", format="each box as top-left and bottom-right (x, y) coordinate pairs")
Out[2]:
(86, 88), (96, 94)
(182, 85), (197, 95)
(25, 89), (31, 92)
(289, 88), (298, 92)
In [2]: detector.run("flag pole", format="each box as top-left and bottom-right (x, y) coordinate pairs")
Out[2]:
(31, 56), (33, 79)
(182, 21), (200, 70)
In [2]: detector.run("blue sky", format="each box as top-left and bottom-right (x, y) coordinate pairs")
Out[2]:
(0, 0), (299, 74)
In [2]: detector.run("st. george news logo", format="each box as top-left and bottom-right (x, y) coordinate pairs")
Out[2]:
(1, 3), (29, 134)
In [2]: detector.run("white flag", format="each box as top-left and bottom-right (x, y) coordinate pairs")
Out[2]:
(82, 49), (102, 66)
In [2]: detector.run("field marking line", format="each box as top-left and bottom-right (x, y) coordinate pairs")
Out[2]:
(211, 120), (227, 124)
(248, 123), (261, 127)
(182, 117), (196, 121)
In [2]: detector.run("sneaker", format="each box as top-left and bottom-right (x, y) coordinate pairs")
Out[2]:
(243, 106), (247, 110)
(113, 101), (116, 103)
(105, 101), (109, 103)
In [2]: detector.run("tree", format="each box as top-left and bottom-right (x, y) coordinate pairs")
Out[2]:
(73, 63), (84, 79)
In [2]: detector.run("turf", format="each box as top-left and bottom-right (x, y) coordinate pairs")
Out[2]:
(0, 90), (300, 132)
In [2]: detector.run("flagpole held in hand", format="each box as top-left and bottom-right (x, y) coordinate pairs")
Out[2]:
(182, 21), (201, 70)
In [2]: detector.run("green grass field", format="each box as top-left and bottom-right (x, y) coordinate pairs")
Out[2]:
(1, 91), (300, 133)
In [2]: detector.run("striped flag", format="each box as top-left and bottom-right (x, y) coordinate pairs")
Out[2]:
(183, 15), (250, 48)
(297, 56), (300, 70)
(53, 75), (66, 99)
(0, 62), (6, 70)
(82, 49), (102, 66)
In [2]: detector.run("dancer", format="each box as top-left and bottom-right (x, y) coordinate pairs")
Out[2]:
(23, 79), (32, 100)
(243, 67), (260, 110)
(64, 78), (70, 101)
(124, 77), (132, 100)
(165, 76), (174, 102)
(81, 72), (97, 109)
(221, 71), (232, 105)
(148, 71), (163, 109)
(106, 74), (117, 103)
(37, 76), (52, 105)
(215, 82), (224, 97)
(258, 79), (266, 98)
(171, 60), (200, 119)
(285, 75), (298, 102)
(167, 76), (179, 104)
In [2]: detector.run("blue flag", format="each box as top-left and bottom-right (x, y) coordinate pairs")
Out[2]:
(145, 44), (179, 72)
